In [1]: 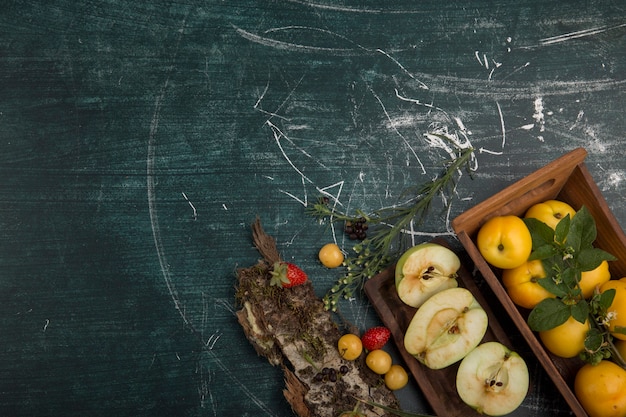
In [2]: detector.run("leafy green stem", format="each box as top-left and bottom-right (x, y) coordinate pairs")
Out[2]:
(307, 145), (475, 311)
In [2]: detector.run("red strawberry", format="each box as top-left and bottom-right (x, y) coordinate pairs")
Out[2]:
(270, 262), (308, 288)
(361, 326), (391, 351)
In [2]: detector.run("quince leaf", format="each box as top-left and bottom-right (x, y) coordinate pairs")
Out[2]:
(584, 327), (604, 352)
(592, 288), (616, 312)
(554, 214), (571, 244)
(529, 243), (558, 261)
(614, 326), (626, 336)
(528, 298), (570, 331)
(575, 247), (617, 272)
(571, 299), (589, 324)
(524, 217), (555, 248)
(537, 275), (568, 297)
(567, 206), (596, 253)
(561, 267), (580, 291)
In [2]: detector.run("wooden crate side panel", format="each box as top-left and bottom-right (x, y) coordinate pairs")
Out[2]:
(557, 164), (626, 278)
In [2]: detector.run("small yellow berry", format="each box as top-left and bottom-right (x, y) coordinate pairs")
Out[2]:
(319, 243), (344, 268)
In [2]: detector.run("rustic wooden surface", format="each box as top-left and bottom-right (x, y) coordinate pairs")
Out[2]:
(1, 1), (625, 416)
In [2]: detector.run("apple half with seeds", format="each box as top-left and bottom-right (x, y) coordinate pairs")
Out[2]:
(395, 242), (461, 308)
(404, 287), (488, 369)
(456, 341), (529, 416)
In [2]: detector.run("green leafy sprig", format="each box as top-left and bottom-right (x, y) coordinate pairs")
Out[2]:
(307, 145), (475, 311)
(523, 206), (626, 367)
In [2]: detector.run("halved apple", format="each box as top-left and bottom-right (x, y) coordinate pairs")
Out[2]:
(456, 341), (529, 416)
(404, 287), (488, 369)
(395, 242), (460, 308)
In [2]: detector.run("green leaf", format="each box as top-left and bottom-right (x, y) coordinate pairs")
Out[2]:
(554, 214), (571, 243)
(576, 247), (617, 271)
(567, 206), (597, 253)
(524, 217), (555, 248)
(528, 243), (558, 261)
(584, 327), (604, 352)
(536, 276), (568, 297)
(594, 288), (616, 311)
(571, 299), (590, 324)
(561, 267), (580, 290)
(528, 298), (571, 331)
(614, 326), (626, 336)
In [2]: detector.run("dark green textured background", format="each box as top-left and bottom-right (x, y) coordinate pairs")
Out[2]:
(1, 1), (625, 416)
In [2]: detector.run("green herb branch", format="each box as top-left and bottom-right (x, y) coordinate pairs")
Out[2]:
(524, 207), (626, 367)
(307, 144), (475, 311)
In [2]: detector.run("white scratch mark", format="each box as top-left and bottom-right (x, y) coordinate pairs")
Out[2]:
(395, 89), (451, 121)
(500, 62), (530, 80)
(182, 192), (198, 220)
(283, 0), (428, 14)
(205, 332), (222, 349)
(540, 23), (626, 46)
(234, 25), (369, 56)
(222, 203), (228, 210)
(496, 101), (506, 149)
(377, 49), (429, 89)
(368, 86), (426, 174)
(267, 121), (315, 186)
(479, 147), (504, 155)
(570, 110), (585, 130)
(533, 97), (546, 141)
(43, 319), (50, 332)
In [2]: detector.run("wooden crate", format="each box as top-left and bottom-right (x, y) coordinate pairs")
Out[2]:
(451, 147), (626, 417)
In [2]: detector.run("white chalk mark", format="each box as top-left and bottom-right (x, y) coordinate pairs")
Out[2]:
(533, 97), (546, 134)
(222, 204), (228, 210)
(540, 23), (626, 46)
(148, 75), (191, 328)
(474, 50), (482, 66)
(570, 110), (585, 131)
(500, 62), (530, 81)
(43, 319), (50, 332)
(367, 86), (426, 174)
(253, 74), (271, 111)
(496, 101), (506, 149)
(377, 49), (429, 89)
(394, 89), (451, 121)
(423, 124), (478, 172)
(479, 147), (503, 155)
(233, 25), (370, 56)
(267, 121), (315, 185)
(182, 192), (198, 220)
(283, 0), (429, 14)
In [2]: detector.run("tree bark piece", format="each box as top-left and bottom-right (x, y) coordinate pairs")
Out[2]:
(235, 218), (400, 417)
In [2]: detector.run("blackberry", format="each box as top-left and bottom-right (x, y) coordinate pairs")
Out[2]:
(344, 218), (368, 240)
